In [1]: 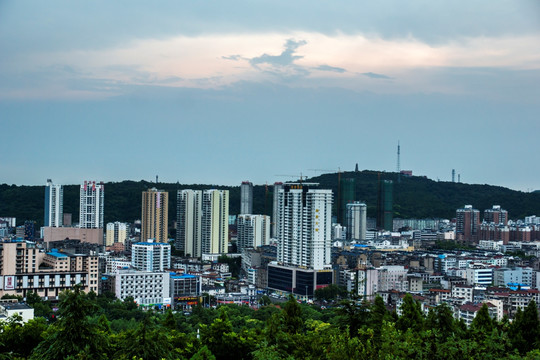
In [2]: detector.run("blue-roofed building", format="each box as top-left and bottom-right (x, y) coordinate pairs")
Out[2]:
(170, 273), (201, 307)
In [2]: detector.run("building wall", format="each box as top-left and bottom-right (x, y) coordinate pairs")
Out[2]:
(42, 227), (104, 245)
(237, 214), (270, 251)
(176, 190), (203, 257)
(201, 190), (229, 254)
(44, 179), (63, 227)
(141, 188), (169, 243)
(79, 181), (104, 229)
(240, 182), (253, 215)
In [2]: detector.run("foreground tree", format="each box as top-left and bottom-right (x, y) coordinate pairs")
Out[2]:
(30, 286), (110, 359)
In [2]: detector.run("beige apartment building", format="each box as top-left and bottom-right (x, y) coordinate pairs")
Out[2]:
(0, 240), (98, 299)
(141, 188), (169, 243)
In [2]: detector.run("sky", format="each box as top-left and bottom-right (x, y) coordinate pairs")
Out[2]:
(1, 1), (539, 191)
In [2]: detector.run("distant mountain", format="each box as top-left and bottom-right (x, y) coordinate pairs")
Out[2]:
(1, 172), (539, 228)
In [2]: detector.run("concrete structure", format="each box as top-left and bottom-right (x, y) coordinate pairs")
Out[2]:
(276, 183), (333, 270)
(0, 241), (99, 299)
(0, 301), (34, 323)
(267, 263), (333, 298)
(484, 205), (508, 225)
(493, 267), (533, 288)
(201, 190), (229, 254)
(42, 227), (104, 246)
(131, 241), (171, 272)
(456, 205), (480, 243)
(272, 182), (284, 238)
(376, 179), (393, 231)
(237, 214), (270, 252)
(170, 274), (201, 306)
(79, 181), (104, 229)
(346, 202), (367, 241)
(141, 188), (169, 243)
(44, 179), (63, 227)
(106, 222), (129, 246)
(240, 181), (253, 215)
(114, 270), (170, 306)
(176, 189), (203, 257)
(465, 264), (493, 286)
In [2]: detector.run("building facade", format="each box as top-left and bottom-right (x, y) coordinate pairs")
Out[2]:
(131, 241), (171, 272)
(237, 214), (270, 252)
(79, 181), (104, 229)
(106, 222), (129, 246)
(240, 181), (253, 215)
(456, 205), (480, 243)
(276, 183), (332, 270)
(44, 179), (63, 227)
(201, 190), (229, 254)
(141, 188), (169, 243)
(176, 190), (203, 257)
(346, 202), (367, 241)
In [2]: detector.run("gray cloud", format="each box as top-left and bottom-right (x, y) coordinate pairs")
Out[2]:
(362, 72), (392, 80)
(222, 55), (245, 61)
(250, 39), (307, 68)
(315, 65), (346, 73)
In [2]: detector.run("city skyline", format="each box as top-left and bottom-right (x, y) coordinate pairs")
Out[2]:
(1, 1), (539, 191)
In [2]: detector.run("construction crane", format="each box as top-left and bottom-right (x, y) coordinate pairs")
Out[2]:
(274, 173), (307, 183)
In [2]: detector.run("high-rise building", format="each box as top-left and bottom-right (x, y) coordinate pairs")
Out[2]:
(346, 202), (367, 241)
(141, 188), (169, 243)
(131, 241), (171, 271)
(272, 182), (284, 238)
(276, 183), (332, 270)
(456, 205), (480, 242)
(44, 179), (63, 227)
(106, 222), (129, 246)
(237, 214), (270, 252)
(176, 190), (203, 257)
(240, 181), (253, 215)
(338, 178), (355, 225)
(201, 190), (229, 254)
(79, 181), (104, 229)
(376, 179), (393, 231)
(484, 205), (508, 225)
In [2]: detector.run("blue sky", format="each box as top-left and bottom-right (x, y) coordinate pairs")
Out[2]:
(1, 1), (539, 191)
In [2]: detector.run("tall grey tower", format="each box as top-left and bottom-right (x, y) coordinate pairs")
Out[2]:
(346, 202), (367, 241)
(44, 179), (63, 227)
(240, 181), (253, 214)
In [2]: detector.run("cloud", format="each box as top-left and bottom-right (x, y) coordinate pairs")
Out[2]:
(249, 39), (307, 68)
(222, 55), (245, 61)
(362, 72), (392, 79)
(315, 64), (346, 73)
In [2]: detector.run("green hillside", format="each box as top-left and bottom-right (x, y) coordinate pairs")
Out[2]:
(1, 171), (539, 228)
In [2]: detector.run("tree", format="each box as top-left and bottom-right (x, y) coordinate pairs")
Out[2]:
(510, 301), (540, 355)
(29, 286), (110, 359)
(471, 304), (493, 334)
(282, 295), (303, 334)
(395, 294), (424, 334)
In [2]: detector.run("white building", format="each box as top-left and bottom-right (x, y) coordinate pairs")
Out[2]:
(272, 183), (284, 238)
(451, 284), (474, 303)
(176, 189), (203, 257)
(105, 257), (132, 274)
(377, 265), (408, 291)
(201, 190), (229, 255)
(240, 181), (253, 215)
(44, 179), (63, 227)
(493, 267), (533, 287)
(276, 183), (332, 270)
(346, 202), (367, 241)
(114, 270), (170, 306)
(237, 214), (270, 252)
(79, 181), (104, 229)
(465, 264), (493, 286)
(0, 301), (34, 323)
(131, 241), (171, 272)
(106, 222), (129, 246)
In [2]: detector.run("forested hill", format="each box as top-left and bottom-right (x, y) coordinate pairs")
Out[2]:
(0, 171), (539, 227)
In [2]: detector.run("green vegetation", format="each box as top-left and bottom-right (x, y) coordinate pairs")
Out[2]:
(2, 171), (539, 228)
(3, 290), (540, 359)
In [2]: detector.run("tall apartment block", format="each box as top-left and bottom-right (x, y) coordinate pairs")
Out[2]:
(106, 222), (129, 246)
(484, 205), (508, 225)
(376, 179), (393, 231)
(79, 181), (104, 229)
(44, 179), (63, 227)
(201, 190), (229, 254)
(272, 182), (284, 238)
(240, 181), (253, 215)
(346, 202), (367, 241)
(237, 214), (270, 252)
(177, 189), (229, 256)
(141, 188), (168, 243)
(338, 178), (355, 225)
(456, 205), (480, 242)
(176, 190), (202, 257)
(276, 183), (332, 270)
